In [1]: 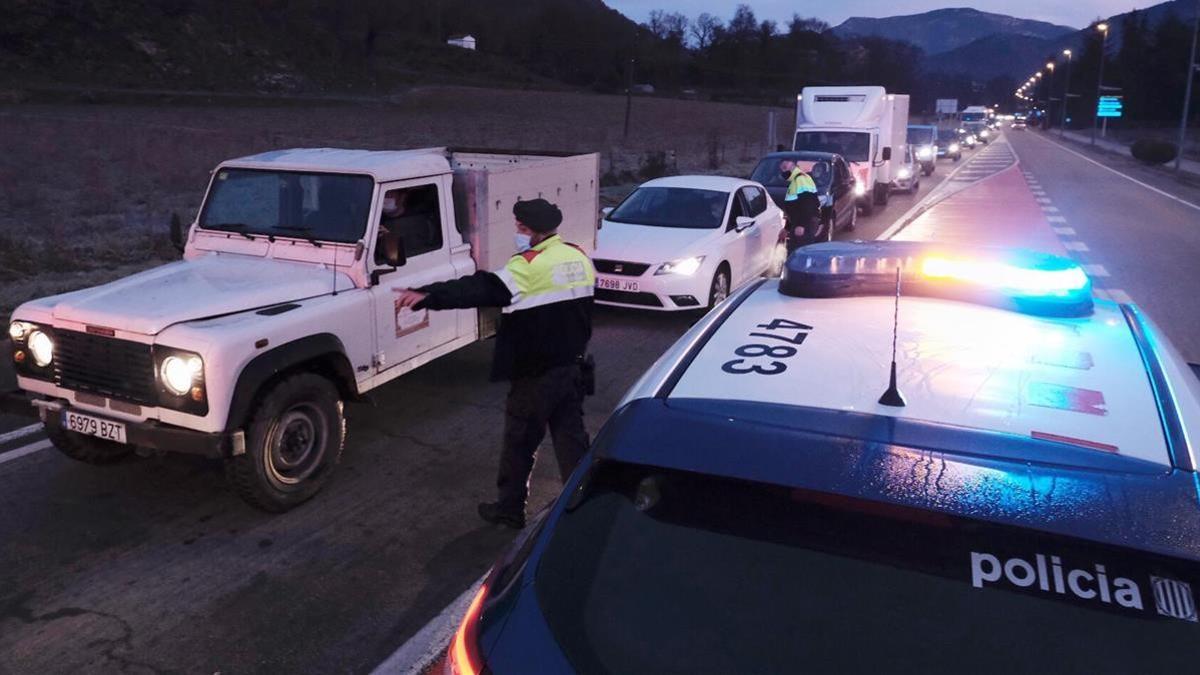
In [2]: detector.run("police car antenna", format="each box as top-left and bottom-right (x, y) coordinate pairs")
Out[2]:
(878, 267), (907, 408)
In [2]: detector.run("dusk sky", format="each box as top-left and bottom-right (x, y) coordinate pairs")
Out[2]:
(605, 1), (1164, 31)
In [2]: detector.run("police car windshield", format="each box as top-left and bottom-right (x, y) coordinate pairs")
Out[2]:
(607, 187), (727, 229)
(199, 168), (374, 243)
(536, 461), (1200, 673)
(793, 131), (870, 162)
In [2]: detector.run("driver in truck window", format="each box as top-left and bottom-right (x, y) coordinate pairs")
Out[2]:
(377, 185), (442, 264)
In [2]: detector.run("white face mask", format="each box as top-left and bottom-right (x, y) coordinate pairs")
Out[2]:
(514, 233), (533, 252)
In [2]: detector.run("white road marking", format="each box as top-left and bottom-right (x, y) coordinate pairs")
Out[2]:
(1108, 289), (1134, 304)
(1047, 215), (1067, 222)
(0, 423), (40, 445)
(1026, 132), (1200, 213)
(1083, 264), (1110, 277)
(1064, 241), (1090, 251)
(1042, 205), (1060, 213)
(1093, 288), (1112, 301)
(1036, 197), (1052, 203)
(0, 439), (53, 466)
(1053, 227), (1076, 235)
(371, 576), (486, 674)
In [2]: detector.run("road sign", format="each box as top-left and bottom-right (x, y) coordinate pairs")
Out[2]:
(1097, 95), (1123, 118)
(936, 99), (959, 114)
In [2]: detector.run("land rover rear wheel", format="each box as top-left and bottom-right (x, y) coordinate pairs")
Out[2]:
(46, 422), (133, 464)
(225, 373), (345, 512)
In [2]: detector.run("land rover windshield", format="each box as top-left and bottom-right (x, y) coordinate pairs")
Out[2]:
(793, 131), (870, 162)
(199, 168), (374, 243)
(535, 461), (1200, 673)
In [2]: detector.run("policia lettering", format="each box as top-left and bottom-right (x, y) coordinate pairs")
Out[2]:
(395, 198), (595, 529)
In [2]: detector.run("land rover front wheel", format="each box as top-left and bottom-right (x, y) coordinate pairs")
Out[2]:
(225, 373), (345, 512)
(46, 422), (133, 464)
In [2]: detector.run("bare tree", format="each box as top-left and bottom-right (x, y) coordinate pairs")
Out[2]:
(788, 15), (829, 35)
(690, 12), (721, 50)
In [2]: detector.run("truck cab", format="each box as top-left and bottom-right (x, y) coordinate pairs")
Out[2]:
(793, 86), (909, 216)
(961, 106), (991, 143)
(8, 147), (599, 511)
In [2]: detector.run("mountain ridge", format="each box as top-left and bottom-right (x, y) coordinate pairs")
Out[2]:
(831, 7), (1076, 57)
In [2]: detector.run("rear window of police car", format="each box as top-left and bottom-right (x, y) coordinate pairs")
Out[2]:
(536, 462), (1200, 674)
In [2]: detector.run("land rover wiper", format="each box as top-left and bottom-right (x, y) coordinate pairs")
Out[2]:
(207, 222), (256, 240)
(274, 225), (324, 248)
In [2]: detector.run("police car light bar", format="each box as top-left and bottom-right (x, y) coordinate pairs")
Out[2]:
(780, 241), (1094, 317)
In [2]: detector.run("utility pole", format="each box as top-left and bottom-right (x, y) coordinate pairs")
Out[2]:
(1060, 49), (1073, 138)
(623, 34), (637, 141)
(1092, 23), (1110, 145)
(1176, 1), (1199, 172)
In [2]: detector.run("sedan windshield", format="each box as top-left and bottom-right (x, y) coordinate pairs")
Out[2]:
(607, 187), (728, 229)
(793, 131), (871, 162)
(536, 461), (1200, 673)
(750, 158), (833, 192)
(199, 168), (374, 243)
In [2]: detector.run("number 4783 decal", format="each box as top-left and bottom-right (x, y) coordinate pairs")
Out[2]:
(720, 318), (812, 375)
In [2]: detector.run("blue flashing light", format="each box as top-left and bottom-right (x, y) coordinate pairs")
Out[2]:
(780, 241), (1094, 317)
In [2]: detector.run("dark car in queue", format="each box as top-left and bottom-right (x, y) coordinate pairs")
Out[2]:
(748, 151), (857, 246)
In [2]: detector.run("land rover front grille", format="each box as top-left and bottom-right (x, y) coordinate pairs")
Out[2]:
(54, 330), (157, 405)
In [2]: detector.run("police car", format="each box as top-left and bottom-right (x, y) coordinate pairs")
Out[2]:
(445, 241), (1200, 674)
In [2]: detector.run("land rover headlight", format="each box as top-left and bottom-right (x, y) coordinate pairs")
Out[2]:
(655, 256), (704, 276)
(161, 354), (204, 396)
(27, 330), (54, 367)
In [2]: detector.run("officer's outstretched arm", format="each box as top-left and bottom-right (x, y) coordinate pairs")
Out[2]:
(415, 271), (513, 310)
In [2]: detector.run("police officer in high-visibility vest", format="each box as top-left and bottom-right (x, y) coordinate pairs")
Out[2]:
(395, 198), (595, 529)
(779, 159), (821, 250)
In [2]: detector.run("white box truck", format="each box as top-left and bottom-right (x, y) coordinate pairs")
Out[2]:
(792, 86), (909, 215)
(7, 146), (599, 511)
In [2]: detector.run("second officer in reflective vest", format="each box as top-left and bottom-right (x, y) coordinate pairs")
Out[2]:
(394, 198), (595, 529)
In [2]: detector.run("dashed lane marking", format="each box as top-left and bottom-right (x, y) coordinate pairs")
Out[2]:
(1047, 215), (1067, 223)
(1042, 205), (1059, 213)
(1107, 289), (1134, 304)
(1064, 241), (1090, 252)
(0, 439), (52, 466)
(1083, 264), (1110, 277)
(0, 423), (40, 445)
(1036, 197), (1052, 204)
(1053, 227), (1076, 235)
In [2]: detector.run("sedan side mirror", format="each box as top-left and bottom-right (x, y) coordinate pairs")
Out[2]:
(169, 213), (186, 254)
(735, 216), (756, 231)
(600, 206), (614, 217)
(382, 231), (407, 268)
(881, 147), (893, 162)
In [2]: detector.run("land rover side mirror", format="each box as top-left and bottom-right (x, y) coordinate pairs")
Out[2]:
(382, 231), (407, 268)
(169, 213), (185, 253)
(882, 147), (893, 161)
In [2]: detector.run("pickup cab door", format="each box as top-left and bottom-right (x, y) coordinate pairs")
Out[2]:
(367, 177), (463, 374)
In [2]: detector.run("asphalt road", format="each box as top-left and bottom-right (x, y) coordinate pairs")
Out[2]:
(0, 155), (961, 674)
(1005, 128), (1200, 362)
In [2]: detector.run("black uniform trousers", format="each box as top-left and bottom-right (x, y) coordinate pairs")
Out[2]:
(497, 363), (590, 513)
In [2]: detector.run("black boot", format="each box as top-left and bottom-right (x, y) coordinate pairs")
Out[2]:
(478, 502), (525, 529)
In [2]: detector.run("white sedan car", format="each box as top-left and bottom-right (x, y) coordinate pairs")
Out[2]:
(592, 176), (785, 311)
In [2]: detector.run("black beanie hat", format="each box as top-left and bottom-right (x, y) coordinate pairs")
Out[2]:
(513, 198), (563, 233)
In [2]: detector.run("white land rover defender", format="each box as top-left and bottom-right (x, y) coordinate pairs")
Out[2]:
(7, 147), (599, 511)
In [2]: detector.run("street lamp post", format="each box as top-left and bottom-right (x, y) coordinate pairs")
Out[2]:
(1176, 2), (1199, 172)
(1060, 49), (1073, 138)
(1092, 23), (1109, 145)
(1046, 62), (1055, 129)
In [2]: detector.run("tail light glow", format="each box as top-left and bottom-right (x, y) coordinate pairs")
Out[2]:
(446, 582), (489, 675)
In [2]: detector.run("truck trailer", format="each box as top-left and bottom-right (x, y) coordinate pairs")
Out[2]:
(793, 86), (909, 216)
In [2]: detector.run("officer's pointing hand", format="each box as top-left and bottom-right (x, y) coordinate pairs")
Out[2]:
(395, 289), (428, 309)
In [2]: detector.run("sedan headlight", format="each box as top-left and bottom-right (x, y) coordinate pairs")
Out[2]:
(981, 129), (991, 138)
(28, 330), (54, 367)
(917, 146), (933, 160)
(161, 354), (204, 396)
(949, 143), (961, 152)
(898, 167), (912, 180)
(655, 256), (705, 276)
(854, 180), (866, 197)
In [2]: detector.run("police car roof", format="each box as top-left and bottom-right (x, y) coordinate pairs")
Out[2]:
(665, 279), (1174, 468)
(223, 147), (451, 183)
(641, 175), (756, 192)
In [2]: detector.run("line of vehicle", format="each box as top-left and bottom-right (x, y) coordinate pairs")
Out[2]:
(1026, 132), (1200, 213)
